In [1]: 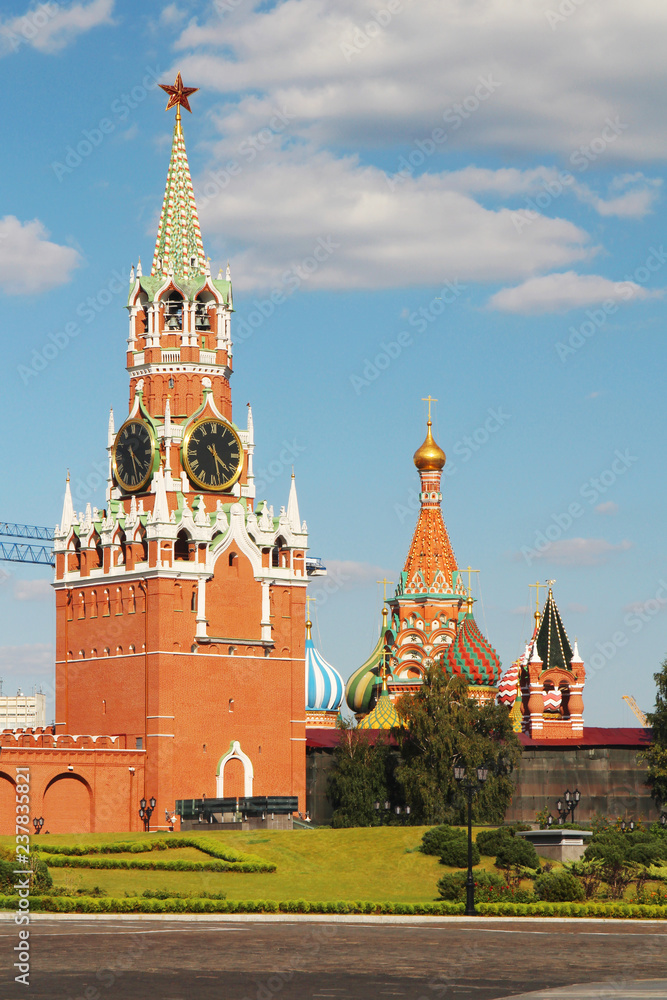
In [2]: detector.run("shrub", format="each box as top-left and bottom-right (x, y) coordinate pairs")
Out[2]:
(628, 843), (665, 866)
(476, 827), (513, 857)
(495, 837), (540, 870)
(439, 838), (480, 868)
(33, 860), (53, 893)
(420, 825), (465, 856)
(0, 861), (15, 893)
(534, 871), (585, 902)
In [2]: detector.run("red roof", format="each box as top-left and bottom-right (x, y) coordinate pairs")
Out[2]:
(306, 728), (397, 749)
(520, 727), (652, 749)
(308, 727), (651, 750)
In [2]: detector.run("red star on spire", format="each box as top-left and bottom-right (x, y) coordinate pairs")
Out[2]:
(159, 73), (199, 114)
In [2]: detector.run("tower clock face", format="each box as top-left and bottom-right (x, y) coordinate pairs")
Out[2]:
(182, 418), (243, 491)
(112, 419), (156, 493)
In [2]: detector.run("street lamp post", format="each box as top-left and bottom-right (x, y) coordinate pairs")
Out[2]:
(453, 764), (489, 917)
(32, 817), (44, 835)
(139, 796), (156, 832)
(555, 788), (581, 824)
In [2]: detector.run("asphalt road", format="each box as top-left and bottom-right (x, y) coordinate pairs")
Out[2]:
(0, 917), (666, 1000)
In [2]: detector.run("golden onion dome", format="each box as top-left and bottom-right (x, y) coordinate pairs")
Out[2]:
(413, 419), (446, 471)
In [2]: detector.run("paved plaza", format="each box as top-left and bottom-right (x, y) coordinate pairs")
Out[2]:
(1, 916), (665, 1000)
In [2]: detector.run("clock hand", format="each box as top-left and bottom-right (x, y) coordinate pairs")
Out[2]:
(129, 447), (139, 476)
(208, 444), (224, 477)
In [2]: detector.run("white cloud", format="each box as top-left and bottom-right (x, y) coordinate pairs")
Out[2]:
(196, 152), (592, 290)
(171, 0), (667, 160)
(487, 271), (660, 315)
(595, 501), (619, 516)
(0, 644), (54, 680)
(528, 538), (632, 567)
(0, 216), (79, 294)
(160, 3), (186, 26)
(0, 0), (114, 56)
(14, 579), (52, 602)
(510, 605), (530, 616)
(577, 173), (662, 219)
(566, 602), (589, 614)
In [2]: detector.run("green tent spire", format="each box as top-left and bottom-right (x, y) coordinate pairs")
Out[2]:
(151, 115), (206, 280)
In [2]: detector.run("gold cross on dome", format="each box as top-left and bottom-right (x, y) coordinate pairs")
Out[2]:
(422, 396), (438, 421)
(159, 72), (199, 120)
(377, 578), (394, 601)
(464, 565), (479, 598)
(529, 580), (550, 622)
(306, 595), (316, 619)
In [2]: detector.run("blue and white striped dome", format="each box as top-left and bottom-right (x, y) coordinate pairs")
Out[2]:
(305, 623), (344, 712)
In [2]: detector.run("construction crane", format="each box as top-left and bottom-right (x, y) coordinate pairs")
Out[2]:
(622, 695), (649, 727)
(0, 523), (54, 567)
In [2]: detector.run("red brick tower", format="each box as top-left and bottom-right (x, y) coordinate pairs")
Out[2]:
(52, 76), (308, 826)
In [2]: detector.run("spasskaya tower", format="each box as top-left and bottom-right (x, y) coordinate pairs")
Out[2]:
(52, 75), (309, 827)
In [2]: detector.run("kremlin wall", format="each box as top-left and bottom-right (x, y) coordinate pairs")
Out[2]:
(0, 77), (656, 835)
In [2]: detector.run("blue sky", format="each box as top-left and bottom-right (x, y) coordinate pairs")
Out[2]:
(1, 0), (666, 728)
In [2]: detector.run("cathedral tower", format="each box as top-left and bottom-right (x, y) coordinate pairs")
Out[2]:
(52, 76), (309, 826)
(346, 407), (501, 724)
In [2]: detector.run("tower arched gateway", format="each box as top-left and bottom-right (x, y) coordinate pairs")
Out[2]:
(44, 75), (309, 830)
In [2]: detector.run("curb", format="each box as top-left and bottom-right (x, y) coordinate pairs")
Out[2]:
(1, 913), (667, 925)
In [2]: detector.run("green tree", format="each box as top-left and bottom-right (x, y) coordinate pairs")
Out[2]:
(394, 665), (521, 825)
(327, 719), (397, 827)
(641, 654), (667, 808)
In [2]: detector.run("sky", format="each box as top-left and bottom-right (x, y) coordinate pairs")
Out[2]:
(0, 0), (666, 728)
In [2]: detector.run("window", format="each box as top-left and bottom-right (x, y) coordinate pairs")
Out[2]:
(229, 698), (234, 712)
(92, 531), (103, 568)
(174, 529), (192, 561)
(136, 737), (143, 750)
(137, 525), (148, 563)
(115, 528), (127, 566)
(191, 588), (197, 612)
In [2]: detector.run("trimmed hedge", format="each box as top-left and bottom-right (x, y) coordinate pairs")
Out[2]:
(0, 894), (464, 915)
(43, 855), (273, 874)
(34, 837), (265, 866)
(35, 837), (275, 873)
(0, 895), (665, 917)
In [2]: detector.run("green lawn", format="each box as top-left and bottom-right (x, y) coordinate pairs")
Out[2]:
(0, 827), (497, 903)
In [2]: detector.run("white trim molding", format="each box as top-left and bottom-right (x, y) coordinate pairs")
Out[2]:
(216, 739), (254, 798)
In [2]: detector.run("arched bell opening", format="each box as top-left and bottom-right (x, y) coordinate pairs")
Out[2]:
(174, 528), (194, 562)
(161, 290), (184, 333)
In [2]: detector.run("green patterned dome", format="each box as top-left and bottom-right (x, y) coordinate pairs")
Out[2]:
(445, 604), (501, 686)
(345, 610), (394, 713)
